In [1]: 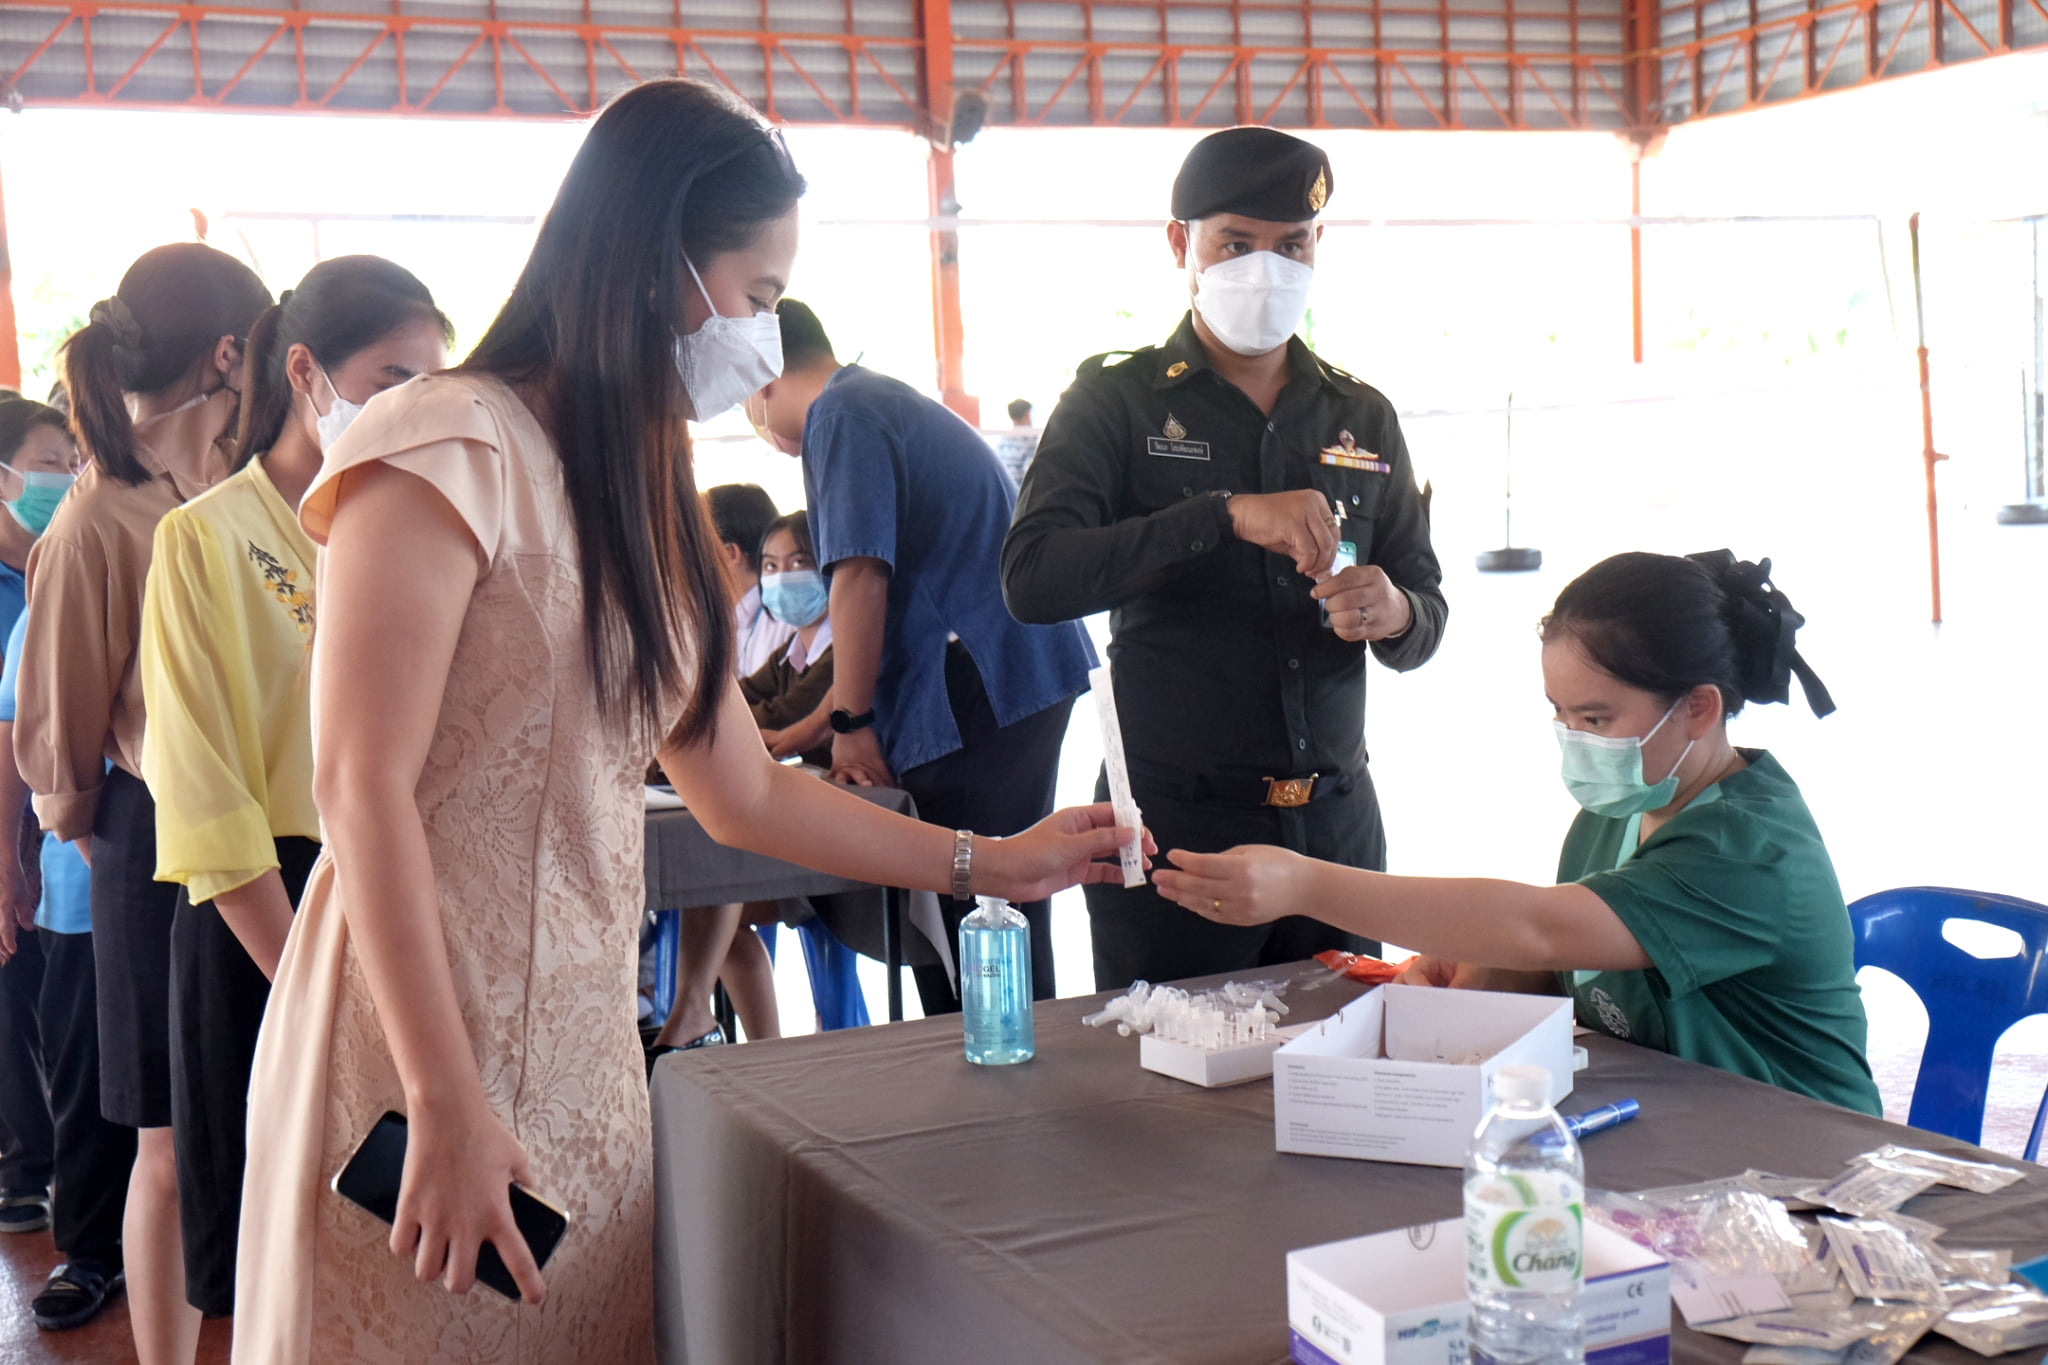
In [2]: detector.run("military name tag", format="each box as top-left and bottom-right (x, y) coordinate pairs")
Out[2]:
(1148, 437), (1211, 460)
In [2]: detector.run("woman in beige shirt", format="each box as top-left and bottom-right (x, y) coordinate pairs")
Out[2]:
(233, 79), (1141, 1364)
(20, 242), (270, 1365)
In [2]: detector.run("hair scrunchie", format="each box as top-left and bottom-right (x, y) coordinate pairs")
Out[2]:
(88, 295), (144, 351)
(1686, 549), (1836, 717)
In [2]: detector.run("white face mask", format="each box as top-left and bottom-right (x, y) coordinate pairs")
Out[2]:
(1192, 250), (1314, 356)
(313, 369), (365, 453)
(674, 256), (784, 422)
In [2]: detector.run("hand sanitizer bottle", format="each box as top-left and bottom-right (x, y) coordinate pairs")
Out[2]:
(959, 897), (1034, 1065)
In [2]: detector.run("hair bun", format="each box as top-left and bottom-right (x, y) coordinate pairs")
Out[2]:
(88, 296), (144, 351)
(278, 288), (295, 307)
(1685, 549), (1836, 717)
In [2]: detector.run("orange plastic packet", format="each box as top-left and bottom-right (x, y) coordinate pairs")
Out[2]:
(1311, 949), (1417, 987)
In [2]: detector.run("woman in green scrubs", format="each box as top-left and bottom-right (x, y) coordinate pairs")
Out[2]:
(1156, 550), (1881, 1114)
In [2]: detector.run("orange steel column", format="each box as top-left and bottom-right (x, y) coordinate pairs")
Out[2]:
(1629, 153), (1644, 364)
(1909, 211), (1946, 624)
(919, 0), (977, 425)
(927, 146), (978, 426)
(0, 162), (21, 391)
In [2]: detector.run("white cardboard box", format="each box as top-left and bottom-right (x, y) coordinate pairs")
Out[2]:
(1139, 1022), (1312, 1087)
(1287, 1217), (1672, 1365)
(1273, 986), (1576, 1167)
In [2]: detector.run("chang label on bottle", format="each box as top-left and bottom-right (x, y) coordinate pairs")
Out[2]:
(1464, 1175), (1583, 1293)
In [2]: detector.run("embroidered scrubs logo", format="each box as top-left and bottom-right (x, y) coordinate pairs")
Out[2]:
(1589, 986), (1631, 1038)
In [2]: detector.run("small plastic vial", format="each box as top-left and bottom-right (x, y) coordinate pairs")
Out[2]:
(958, 897), (1034, 1065)
(1464, 1064), (1585, 1365)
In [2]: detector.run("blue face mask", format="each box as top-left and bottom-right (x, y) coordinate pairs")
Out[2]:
(5, 470), (76, 535)
(1554, 698), (1696, 819)
(759, 568), (828, 628)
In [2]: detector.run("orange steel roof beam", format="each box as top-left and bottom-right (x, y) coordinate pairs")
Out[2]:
(2, 0), (2041, 128)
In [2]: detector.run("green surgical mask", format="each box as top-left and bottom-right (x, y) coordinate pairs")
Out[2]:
(5, 470), (75, 535)
(1553, 698), (1695, 819)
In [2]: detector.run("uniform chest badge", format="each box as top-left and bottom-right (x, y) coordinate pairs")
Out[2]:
(1319, 429), (1390, 474)
(1148, 412), (1210, 461)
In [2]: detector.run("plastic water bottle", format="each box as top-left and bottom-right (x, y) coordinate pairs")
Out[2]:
(958, 897), (1034, 1065)
(1464, 1064), (1585, 1365)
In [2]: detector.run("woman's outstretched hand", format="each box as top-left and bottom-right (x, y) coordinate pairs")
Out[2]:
(976, 803), (1155, 905)
(1153, 845), (1307, 927)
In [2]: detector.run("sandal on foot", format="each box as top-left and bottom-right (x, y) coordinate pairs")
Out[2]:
(33, 1260), (124, 1331)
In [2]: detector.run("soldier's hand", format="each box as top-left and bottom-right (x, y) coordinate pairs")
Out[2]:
(1226, 490), (1339, 578)
(1312, 565), (1412, 642)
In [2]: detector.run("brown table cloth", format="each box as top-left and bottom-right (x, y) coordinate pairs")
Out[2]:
(650, 965), (2048, 1365)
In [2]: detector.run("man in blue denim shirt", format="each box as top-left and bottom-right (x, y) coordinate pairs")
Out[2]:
(750, 301), (1095, 1013)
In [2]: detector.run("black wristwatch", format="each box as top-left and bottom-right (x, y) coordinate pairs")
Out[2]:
(830, 707), (877, 735)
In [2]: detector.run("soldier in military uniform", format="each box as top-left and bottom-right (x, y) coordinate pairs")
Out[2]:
(1001, 126), (1447, 989)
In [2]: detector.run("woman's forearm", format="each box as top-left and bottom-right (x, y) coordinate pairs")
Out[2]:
(1296, 862), (1646, 972)
(209, 868), (296, 981)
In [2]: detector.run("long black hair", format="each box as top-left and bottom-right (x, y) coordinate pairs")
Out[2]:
(1542, 551), (1835, 718)
(232, 256), (452, 472)
(462, 78), (806, 739)
(59, 243), (271, 486)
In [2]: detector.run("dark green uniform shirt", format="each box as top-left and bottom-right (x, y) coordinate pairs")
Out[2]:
(1560, 750), (1882, 1115)
(1002, 313), (1446, 779)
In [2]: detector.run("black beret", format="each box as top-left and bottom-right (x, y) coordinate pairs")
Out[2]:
(1171, 127), (1332, 223)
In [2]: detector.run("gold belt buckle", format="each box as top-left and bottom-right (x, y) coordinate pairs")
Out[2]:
(1263, 775), (1318, 808)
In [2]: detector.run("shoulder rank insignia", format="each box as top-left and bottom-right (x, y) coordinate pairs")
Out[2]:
(1319, 429), (1390, 474)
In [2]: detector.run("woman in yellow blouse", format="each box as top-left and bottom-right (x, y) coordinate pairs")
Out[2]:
(139, 256), (449, 1330)
(23, 243), (269, 1365)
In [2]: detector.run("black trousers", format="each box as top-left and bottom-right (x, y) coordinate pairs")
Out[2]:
(89, 767), (180, 1127)
(899, 644), (1074, 1016)
(171, 837), (321, 1316)
(1086, 761), (1381, 991)
(0, 930), (52, 1195)
(41, 930), (135, 1269)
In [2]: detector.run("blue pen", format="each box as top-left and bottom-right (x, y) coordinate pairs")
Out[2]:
(1563, 1098), (1640, 1140)
(1534, 1098), (1640, 1148)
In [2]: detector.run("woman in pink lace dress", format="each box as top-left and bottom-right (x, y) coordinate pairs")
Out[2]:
(231, 80), (1142, 1365)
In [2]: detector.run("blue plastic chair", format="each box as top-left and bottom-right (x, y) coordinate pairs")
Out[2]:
(649, 910), (871, 1034)
(1846, 886), (2048, 1157)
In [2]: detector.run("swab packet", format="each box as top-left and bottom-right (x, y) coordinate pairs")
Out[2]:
(1933, 1282), (2048, 1355)
(1596, 1187), (1817, 1282)
(1698, 1308), (1872, 1352)
(1929, 1246), (2011, 1288)
(1839, 1303), (1940, 1365)
(1742, 1348), (1845, 1365)
(1742, 1170), (1830, 1211)
(1819, 1217), (1947, 1306)
(1853, 1144), (2026, 1195)
(1802, 1162), (1940, 1217)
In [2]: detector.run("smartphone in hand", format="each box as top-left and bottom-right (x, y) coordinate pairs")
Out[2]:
(331, 1111), (570, 1301)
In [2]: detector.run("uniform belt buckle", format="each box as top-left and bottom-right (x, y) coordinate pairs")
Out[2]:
(1263, 775), (1318, 808)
